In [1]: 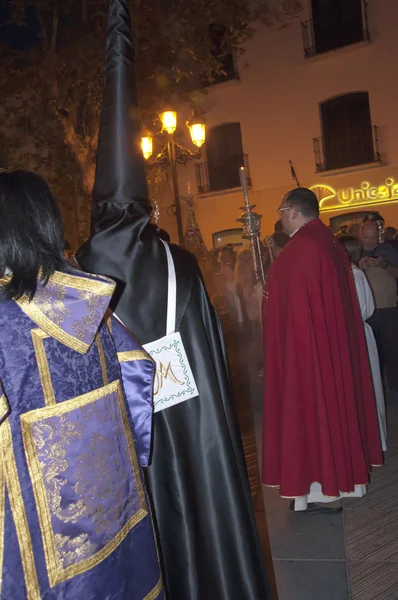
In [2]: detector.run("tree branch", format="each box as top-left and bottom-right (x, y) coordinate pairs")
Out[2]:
(50, 0), (59, 53)
(35, 0), (50, 50)
(82, 0), (88, 23)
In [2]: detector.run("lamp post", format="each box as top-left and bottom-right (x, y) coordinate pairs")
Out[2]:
(141, 110), (206, 244)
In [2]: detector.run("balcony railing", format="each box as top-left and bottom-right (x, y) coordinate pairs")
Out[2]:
(313, 125), (380, 172)
(195, 153), (251, 195)
(302, 1), (370, 58)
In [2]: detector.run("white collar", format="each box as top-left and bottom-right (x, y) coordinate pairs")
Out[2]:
(290, 228), (300, 238)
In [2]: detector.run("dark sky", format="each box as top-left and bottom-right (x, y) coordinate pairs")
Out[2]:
(0, 3), (38, 50)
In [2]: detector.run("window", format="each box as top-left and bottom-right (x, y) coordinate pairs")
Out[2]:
(319, 92), (376, 171)
(209, 25), (238, 84)
(206, 123), (244, 191)
(303, 0), (369, 57)
(212, 229), (244, 249)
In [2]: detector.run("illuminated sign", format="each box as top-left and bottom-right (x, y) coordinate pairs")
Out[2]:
(310, 177), (398, 213)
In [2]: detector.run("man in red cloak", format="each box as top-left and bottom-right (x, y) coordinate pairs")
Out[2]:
(262, 188), (383, 513)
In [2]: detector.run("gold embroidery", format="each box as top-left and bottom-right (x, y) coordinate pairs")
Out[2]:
(17, 300), (89, 354)
(15, 271), (115, 355)
(50, 271), (115, 295)
(1, 272), (114, 294)
(54, 533), (97, 568)
(31, 329), (56, 406)
(154, 361), (184, 396)
(0, 453), (5, 597)
(0, 394), (9, 422)
(117, 350), (152, 363)
(29, 280), (71, 327)
(146, 504), (163, 593)
(71, 289), (109, 345)
(96, 334), (108, 386)
(1, 420), (40, 599)
(21, 380), (147, 587)
(143, 578), (163, 600)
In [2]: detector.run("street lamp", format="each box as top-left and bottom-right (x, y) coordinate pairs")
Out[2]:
(141, 110), (206, 244)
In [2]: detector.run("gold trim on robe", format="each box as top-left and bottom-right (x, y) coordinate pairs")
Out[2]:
(31, 329), (56, 406)
(96, 334), (109, 386)
(0, 393), (9, 423)
(20, 380), (147, 587)
(143, 577), (163, 600)
(117, 350), (152, 363)
(14, 271), (116, 355)
(1, 420), (41, 599)
(0, 454), (5, 597)
(18, 301), (89, 355)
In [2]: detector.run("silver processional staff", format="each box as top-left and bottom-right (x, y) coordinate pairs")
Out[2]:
(237, 167), (266, 285)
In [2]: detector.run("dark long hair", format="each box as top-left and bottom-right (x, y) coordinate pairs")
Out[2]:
(0, 170), (68, 300)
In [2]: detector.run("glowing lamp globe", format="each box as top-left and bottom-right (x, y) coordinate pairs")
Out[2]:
(187, 114), (206, 148)
(160, 110), (177, 135)
(141, 135), (153, 160)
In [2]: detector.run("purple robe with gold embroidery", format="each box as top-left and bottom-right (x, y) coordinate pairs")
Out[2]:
(0, 269), (163, 599)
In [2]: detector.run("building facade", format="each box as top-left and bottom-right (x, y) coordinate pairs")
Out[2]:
(152, 0), (398, 248)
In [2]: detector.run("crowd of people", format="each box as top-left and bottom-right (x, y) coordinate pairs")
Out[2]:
(0, 0), (396, 593)
(207, 189), (395, 514)
(1, 166), (396, 594)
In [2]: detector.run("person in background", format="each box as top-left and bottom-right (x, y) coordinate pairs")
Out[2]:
(359, 220), (398, 397)
(220, 244), (237, 269)
(384, 226), (396, 240)
(235, 248), (263, 335)
(271, 231), (290, 258)
(76, 0), (271, 596)
(0, 170), (162, 599)
(339, 235), (387, 451)
(262, 187), (382, 513)
(384, 226), (398, 253)
(211, 272), (233, 332)
(202, 250), (220, 298)
(221, 261), (246, 329)
(235, 248), (263, 375)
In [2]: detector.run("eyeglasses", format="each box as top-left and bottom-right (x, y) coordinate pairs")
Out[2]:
(277, 206), (292, 215)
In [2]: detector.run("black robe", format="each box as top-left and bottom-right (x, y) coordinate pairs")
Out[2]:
(77, 202), (271, 600)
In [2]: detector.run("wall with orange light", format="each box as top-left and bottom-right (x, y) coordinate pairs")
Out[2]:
(150, 0), (398, 248)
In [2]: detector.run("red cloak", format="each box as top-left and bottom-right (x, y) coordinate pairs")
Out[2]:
(262, 219), (383, 498)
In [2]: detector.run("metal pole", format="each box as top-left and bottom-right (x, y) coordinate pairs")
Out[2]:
(168, 138), (184, 245)
(289, 160), (300, 188)
(237, 167), (265, 285)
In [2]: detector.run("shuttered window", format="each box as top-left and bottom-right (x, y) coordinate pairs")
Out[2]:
(312, 0), (364, 53)
(321, 92), (374, 170)
(206, 123), (244, 191)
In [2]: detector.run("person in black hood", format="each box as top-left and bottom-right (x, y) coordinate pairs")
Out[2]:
(76, 1), (272, 599)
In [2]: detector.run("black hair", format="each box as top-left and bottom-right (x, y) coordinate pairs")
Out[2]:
(0, 170), (68, 300)
(284, 188), (320, 218)
(272, 232), (290, 249)
(338, 235), (361, 264)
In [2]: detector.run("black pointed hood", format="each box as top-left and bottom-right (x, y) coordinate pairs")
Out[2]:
(76, 0), (159, 316)
(92, 0), (148, 225)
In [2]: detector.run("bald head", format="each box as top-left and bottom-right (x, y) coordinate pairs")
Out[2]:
(360, 220), (380, 251)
